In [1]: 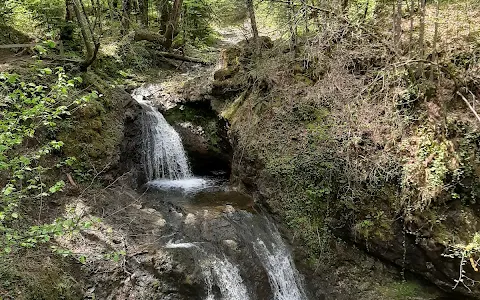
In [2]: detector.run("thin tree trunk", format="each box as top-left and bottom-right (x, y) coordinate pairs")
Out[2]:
(122, 0), (132, 32)
(158, 0), (171, 34)
(164, 0), (183, 49)
(246, 0), (259, 55)
(342, 0), (349, 12)
(395, 0), (402, 47)
(430, 0), (439, 80)
(71, 0), (99, 70)
(302, 0), (308, 33)
(138, 0), (149, 27)
(287, 0), (297, 52)
(61, 0), (75, 41)
(72, 0), (94, 59)
(418, 0), (426, 76)
(311, 0), (321, 30)
(409, 0), (414, 49)
(95, 0), (102, 31)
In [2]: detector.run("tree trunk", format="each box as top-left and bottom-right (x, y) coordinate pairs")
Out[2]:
(71, 0), (99, 70)
(122, 0), (132, 32)
(430, 0), (439, 80)
(394, 0), (402, 47)
(409, 0), (414, 49)
(246, 0), (260, 55)
(72, 0), (94, 59)
(301, 0), (308, 33)
(138, 0), (149, 27)
(418, 0), (426, 76)
(287, 0), (297, 52)
(134, 30), (166, 43)
(158, 0), (171, 34)
(164, 0), (183, 49)
(342, 0), (349, 12)
(61, 0), (75, 41)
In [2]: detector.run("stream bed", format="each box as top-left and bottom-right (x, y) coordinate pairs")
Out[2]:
(133, 84), (309, 299)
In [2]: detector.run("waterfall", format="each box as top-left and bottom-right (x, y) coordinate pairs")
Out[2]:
(202, 257), (250, 300)
(132, 87), (192, 181)
(165, 213), (308, 300)
(133, 85), (308, 300)
(253, 222), (307, 300)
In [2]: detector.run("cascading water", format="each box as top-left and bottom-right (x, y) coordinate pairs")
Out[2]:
(133, 85), (308, 300)
(132, 86), (192, 181)
(202, 257), (250, 300)
(253, 220), (307, 300)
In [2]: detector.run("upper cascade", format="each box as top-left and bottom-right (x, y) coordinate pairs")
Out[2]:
(132, 86), (192, 181)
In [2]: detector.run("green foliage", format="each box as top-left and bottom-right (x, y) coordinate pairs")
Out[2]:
(0, 0), (16, 22)
(21, 0), (66, 31)
(178, 0), (217, 47)
(211, 0), (247, 25)
(348, 0), (377, 23)
(380, 281), (432, 299)
(400, 125), (480, 212)
(0, 252), (83, 300)
(0, 67), (98, 254)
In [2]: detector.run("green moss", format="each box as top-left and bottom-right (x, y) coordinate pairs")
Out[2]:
(293, 74), (314, 86)
(164, 104), (225, 154)
(354, 210), (394, 241)
(380, 281), (434, 299)
(57, 84), (125, 178)
(0, 254), (82, 300)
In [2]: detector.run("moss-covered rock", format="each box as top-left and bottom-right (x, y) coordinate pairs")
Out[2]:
(164, 102), (232, 176)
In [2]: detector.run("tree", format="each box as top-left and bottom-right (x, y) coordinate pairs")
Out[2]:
(246, 0), (260, 55)
(122, 0), (132, 32)
(418, 0), (426, 76)
(158, 0), (171, 34)
(139, 0), (149, 27)
(164, 0), (184, 49)
(71, 0), (100, 70)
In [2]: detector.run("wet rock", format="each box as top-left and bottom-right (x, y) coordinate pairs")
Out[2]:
(224, 205), (235, 215)
(184, 213), (196, 225)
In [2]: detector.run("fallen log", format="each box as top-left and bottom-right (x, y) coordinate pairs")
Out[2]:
(0, 43), (38, 49)
(134, 30), (166, 43)
(156, 51), (209, 65)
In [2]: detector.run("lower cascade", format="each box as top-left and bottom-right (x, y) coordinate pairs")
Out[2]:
(132, 86), (308, 300)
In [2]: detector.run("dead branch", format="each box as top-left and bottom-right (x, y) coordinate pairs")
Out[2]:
(457, 91), (480, 124)
(0, 43), (38, 49)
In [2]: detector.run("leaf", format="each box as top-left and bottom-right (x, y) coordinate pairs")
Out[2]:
(42, 68), (52, 75)
(11, 213), (18, 219)
(48, 180), (65, 193)
(44, 40), (56, 48)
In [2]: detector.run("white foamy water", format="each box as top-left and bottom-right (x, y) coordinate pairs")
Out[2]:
(253, 222), (307, 300)
(146, 178), (213, 193)
(165, 240), (199, 249)
(133, 86), (192, 181)
(202, 257), (250, 300)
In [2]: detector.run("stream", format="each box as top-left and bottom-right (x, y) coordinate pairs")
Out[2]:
(132, 85), (309, 300)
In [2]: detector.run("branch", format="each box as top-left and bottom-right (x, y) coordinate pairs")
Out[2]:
(457, 91), (480, 124)
(268, 0), (334, 14)
(0, 43), (38, 49)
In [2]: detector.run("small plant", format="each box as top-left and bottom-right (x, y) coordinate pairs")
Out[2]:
(0, 67), (98, 254)
(444, 233), (480, 291)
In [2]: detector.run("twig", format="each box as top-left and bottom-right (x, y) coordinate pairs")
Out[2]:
(457, 91), (480, 124)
